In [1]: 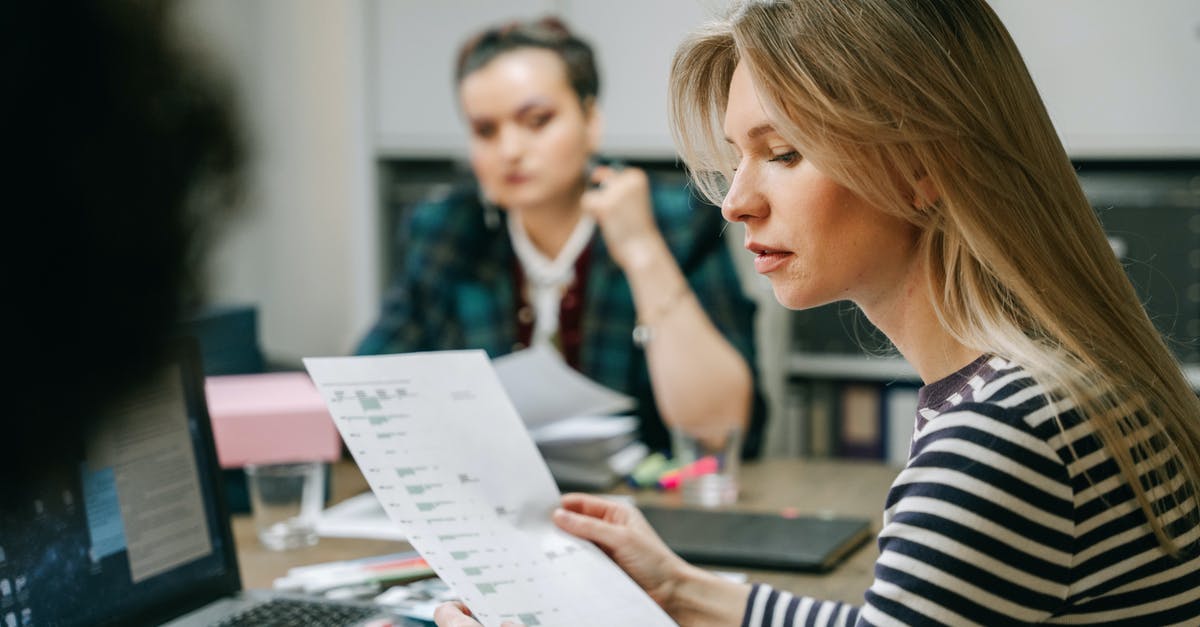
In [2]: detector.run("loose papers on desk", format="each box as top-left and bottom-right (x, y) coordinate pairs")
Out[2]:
(495, 345), (647, 489)
(315, 491), (406, 541)
(492, 344), (634, 428)
(303, 351), (676, 627)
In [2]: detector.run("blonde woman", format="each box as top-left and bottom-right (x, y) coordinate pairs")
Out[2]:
(435, 0), (1200, 625)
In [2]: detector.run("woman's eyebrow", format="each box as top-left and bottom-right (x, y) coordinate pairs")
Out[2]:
(514, 97), (553, 118)
(724, 123), (776, 144)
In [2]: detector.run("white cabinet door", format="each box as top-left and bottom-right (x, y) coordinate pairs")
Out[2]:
(370, 0), (720, 159)
(563, 0), (720, 158)
(371, 0), (552, 158)
(373, 1), (1200, 159)
(990, 0), (1200, 157)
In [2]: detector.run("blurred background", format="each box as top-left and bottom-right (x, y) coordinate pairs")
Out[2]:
(176, 0), (1200, 459)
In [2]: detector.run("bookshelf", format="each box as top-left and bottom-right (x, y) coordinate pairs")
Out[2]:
(787, 354), (917, 383)
(782, 355), (919, 467)
(785, 352), (1200, 467)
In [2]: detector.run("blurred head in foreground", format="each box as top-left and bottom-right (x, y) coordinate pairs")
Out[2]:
(3, 1), (243, 469)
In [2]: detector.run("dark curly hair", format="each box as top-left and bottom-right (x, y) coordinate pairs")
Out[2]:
(455, 16), (600, 104)
(2, 1), (243, 467)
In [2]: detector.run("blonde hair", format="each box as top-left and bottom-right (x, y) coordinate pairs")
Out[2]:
(670, 0), (1200, 554)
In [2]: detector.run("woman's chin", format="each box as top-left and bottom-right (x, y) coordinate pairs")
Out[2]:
(770, 284), (802, 310)
(771, 285), (826, 311)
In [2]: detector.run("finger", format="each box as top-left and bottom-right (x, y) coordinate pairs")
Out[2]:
(588, 164), (616, 186)
(588, 164), (642, 189)
(560, 492), (629, 519)
(433, 601), (479, 626)
(553, 505), (627, 548)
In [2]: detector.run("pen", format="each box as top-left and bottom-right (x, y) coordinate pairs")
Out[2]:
(657, 455), (719, 490)
(628, 452), (675, 488)
(273, 552), (433, 594)
(298, 561), (435, 594)
(286, 551), (422, 578)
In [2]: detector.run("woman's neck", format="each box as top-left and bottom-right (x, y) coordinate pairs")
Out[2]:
(511, 198), (586, 259)
(860, 259), (983, 385)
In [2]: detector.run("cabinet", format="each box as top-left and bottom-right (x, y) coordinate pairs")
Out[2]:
(370, 1), (1200, 159)
(990, 0), (1200, 158)
(369, 0), (717, 159)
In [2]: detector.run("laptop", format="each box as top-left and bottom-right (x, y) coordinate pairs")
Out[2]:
(0, 339), (421, 627)
(639, 504), (873, 572)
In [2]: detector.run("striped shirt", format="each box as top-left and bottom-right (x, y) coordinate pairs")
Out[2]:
(743, 356), (1200, 626)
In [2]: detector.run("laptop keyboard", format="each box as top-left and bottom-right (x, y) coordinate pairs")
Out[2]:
(214, 598), (379, 627)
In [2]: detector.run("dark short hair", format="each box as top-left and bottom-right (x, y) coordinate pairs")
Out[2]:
(455, 16), (599, 103)
(4, 1), (243, 468)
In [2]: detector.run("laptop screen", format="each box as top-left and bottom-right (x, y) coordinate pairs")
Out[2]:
(0, 341), (240, 627)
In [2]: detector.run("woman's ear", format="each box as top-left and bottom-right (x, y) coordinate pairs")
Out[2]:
(913, 175), (941, 208)
(583, 97), (604, 153)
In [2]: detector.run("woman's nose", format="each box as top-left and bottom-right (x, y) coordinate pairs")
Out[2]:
(721, 167), (766, 223)
(497, 125), (524, 160)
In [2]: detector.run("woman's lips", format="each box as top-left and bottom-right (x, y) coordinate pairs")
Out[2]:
(747, 242), (791, 274)
(504, 173), (530, 184)
(753, 250), (792, 274)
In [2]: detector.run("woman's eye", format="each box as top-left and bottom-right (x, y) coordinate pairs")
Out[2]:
(472, 125), (496, 139)
(528, 113), (553, 129)
(768, 150), (800, 164)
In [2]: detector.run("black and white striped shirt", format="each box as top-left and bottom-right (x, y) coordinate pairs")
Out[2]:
(743, 356), (1200, 626)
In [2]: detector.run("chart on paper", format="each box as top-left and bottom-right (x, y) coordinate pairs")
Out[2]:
(303, 350), (676, 627)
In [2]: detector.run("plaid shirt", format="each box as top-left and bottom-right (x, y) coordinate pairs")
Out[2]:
(357, 179), (766, 457)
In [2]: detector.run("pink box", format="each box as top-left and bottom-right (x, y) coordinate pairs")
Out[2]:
(205, 372), (342, 468)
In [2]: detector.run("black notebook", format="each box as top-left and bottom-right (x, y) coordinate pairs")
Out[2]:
(639, 505), (873, 572)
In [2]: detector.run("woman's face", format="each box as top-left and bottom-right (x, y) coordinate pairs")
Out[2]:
(721, 62), (919, 312)
(459, 48), (600, 212)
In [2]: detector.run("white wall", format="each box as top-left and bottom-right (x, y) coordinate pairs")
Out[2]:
(177, 0), (379, 364)
(990, 0), (1200, 158)
(371, 0), (723, 158)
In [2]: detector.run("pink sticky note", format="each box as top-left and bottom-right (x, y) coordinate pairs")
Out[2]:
(205, 372), (341, 468)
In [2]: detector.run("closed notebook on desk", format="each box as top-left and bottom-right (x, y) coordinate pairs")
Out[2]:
(639, 505), (872, 572)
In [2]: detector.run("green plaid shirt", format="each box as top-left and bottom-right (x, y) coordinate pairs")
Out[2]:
(357, 179), (766, 457)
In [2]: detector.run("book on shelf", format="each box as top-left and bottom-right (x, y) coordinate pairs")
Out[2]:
(791, 375), (920, 465)
(882, 384), (920, 466)
(838, 383), (882, 459)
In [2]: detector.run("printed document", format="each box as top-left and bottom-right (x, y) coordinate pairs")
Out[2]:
(303, 350), (676, 627)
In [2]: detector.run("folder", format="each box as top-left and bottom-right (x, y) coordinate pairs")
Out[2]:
(639, 505), (871, 572)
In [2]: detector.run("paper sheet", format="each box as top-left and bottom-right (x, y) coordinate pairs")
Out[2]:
(493, 344), (635, 428)
(315, 491), (406, 542)
(303, 350), (675, 627)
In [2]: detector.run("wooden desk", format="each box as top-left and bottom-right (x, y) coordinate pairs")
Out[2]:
(233, 458), (899, 605)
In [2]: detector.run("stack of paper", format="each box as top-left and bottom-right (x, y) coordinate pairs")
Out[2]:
(531, 416), (648, 490)
(315, 491), (405, 541)
(494, 345), (647, 489)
